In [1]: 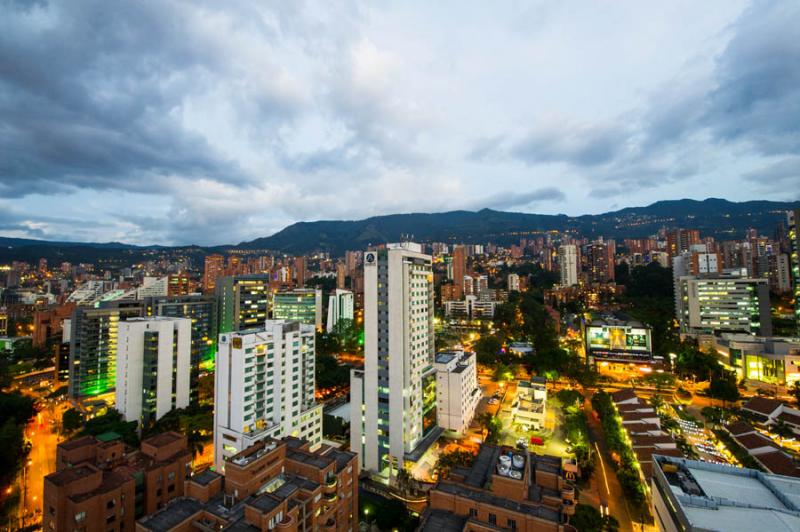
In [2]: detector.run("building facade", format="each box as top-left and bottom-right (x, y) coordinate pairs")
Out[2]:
(143, 294), (218, 403)
(272, 288), (322, 330)
(326, 289), (354, 333)
(434, 351), (480, 434)
(216, 274), (270, 334)
(138, 437), (358, 532)
(116, 317), (192, 428)
(558, 245), (578, 287)
(676, 273), (772, 337)
(350, 242), (436, 477)
(214, 320), (322, 472)
(68, 301), (143, 402)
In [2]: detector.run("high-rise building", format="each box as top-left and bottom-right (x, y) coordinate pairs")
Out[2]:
(768, 253), (792, 294)
(507, 273), (521, 292)
(452, 245), (466, 298)
(326, 289), (354, 333)
(0, 307), (7, 336)
(167, 273), (190, 296)
(143, 295), (217, 403)
(587, 240), (615, 283)
(667, 228), (701, 258)
(350, 243), (436, 477)
(203, 254), (225, 294)
(676, 273), (772, 337)
(789, 210), (800, 332)
(116, 317), (191, 428)
(68, 301), (143, 401)
(336, 261), (346, 289)
(136, 276), (169, 299)
(558, 244), (578, 286)
(213, 320), (322, 471)
(272, 288), (322, 330)
(294, 256), (307, 287)
(216, 274), (270, 334)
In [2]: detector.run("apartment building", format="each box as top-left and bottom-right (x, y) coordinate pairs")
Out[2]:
(44, 431), (192, 531)
(137, 437), (358, 532)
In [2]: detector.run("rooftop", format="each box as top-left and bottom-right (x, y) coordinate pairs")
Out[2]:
(435, 481), (561, 523)
(419, 509), (467, 532)
(46, 464), (98, 487)
(59, 435), (96, 451)
(137, 497), (204, 531)
(743, 397), (783, 416)
(655, 455), (800, 532)
(142, 431), (184, 448)
(189, 469), (221, 486)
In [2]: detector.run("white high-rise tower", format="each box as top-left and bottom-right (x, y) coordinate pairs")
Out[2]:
(350, 243), (435, 477)
(558, 244), (579, 286)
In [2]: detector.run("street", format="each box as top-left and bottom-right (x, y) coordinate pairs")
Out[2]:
(19, 399), (65, 527)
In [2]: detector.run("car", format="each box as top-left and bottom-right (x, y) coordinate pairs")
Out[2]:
(488, 398), (498, 405)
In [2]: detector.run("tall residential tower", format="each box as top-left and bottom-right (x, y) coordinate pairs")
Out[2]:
(350, 243), (436, 478)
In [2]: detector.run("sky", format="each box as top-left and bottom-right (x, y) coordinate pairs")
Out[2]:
(1, 0), (798, 246)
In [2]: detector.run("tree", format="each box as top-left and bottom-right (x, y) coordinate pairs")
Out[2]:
(62, 408), (84, 433)
(492, 363), (513, 383)
(79, 409), (139, 447)
(435, 449), (477, 477)
(477, 413), (502, 444)
(474, 335), (503, 366)
(708, 370), (740, 407)
(790, 381), (800, 406)
(571, 504), (619, 531)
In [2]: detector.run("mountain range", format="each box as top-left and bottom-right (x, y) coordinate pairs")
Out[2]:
(237, 198), (799, 255)
(1, 198), (798, 261)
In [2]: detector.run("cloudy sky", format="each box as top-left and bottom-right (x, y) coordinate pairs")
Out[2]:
(1, 0), (798, 245)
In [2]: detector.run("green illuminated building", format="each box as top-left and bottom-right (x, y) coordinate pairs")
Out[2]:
(272, 288), (322, 330)
(789, 209), (800, 334)
(68, 301), (142, 401)
(216, 275), (270, 334)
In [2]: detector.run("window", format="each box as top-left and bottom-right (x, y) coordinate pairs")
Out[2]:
(106, 499), (115, 509)
(167, 471), (175, 481)
(507, 518), (517, 530)
(488, 513), (496, 525)
(468, 508), (477, 518)
(74, 511), (86, 523)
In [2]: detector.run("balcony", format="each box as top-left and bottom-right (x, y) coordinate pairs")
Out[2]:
(322, 518), (337, 531)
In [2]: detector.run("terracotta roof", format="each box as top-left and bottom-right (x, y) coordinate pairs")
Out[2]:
(611, 388), (639, 404)
(623, 422), (662, 435)
(725, 421), (755, 437)
(777, 411), (800, 428)
(733, 433), (777, 452)
(620, 411), (659, 423)
(742, 397), (783, 417)
(755, 451), (800, 478)
(631, 434), (676, 448)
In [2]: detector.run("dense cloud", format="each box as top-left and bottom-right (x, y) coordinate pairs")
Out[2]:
(0, 0), (797, 244)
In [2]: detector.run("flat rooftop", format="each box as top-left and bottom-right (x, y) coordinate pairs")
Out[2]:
(137, 497), (204, 531)
(656, 455), (800, 531)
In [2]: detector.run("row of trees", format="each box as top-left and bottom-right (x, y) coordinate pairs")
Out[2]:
(0, 391), (37, 519)
(591, 391), (646, 506)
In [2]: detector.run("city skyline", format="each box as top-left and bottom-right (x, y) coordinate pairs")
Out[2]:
(1, 1), (798, 245)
